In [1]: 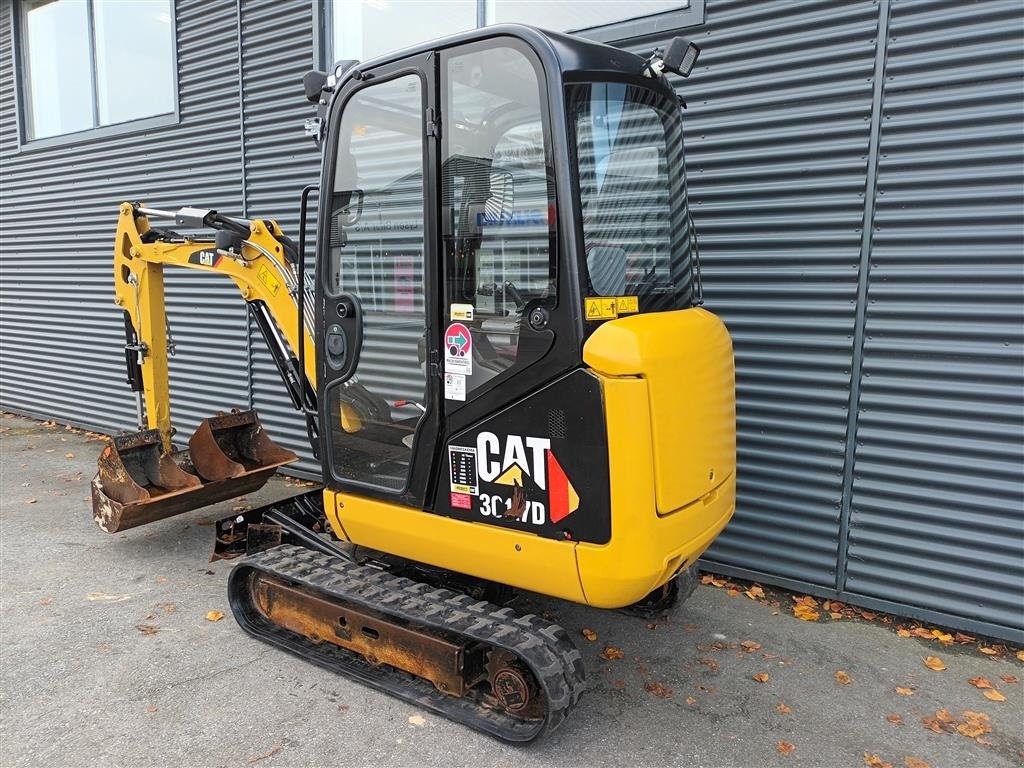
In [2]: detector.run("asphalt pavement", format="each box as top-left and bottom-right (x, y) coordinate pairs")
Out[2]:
(1, 413), (1021, 768)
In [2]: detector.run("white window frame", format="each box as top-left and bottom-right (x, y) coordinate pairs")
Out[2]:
(13, 0), (180, 149)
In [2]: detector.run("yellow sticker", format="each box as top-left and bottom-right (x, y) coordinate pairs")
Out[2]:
(450, 303), (474, 321)
(616, 295), (639, 314)
(584, 297), (618, 321)
(256, 265), (281, 296)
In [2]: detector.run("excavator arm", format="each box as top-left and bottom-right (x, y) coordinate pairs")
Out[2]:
(93, 202), (315, 532)
(113, 201), (316, 442)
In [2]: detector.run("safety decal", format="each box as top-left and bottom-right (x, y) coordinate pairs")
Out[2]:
(448, 445), (478, 495)
(188, 249), (223, 268)
(444, 372), (466, 401)
(444, 322), (472, 375)
(256, 265), (281, 296)
(450, 303), (474, 321)
(584, 297), (618, 321)
(615, 295), (639, 314)
(449, 492), (472, 510)
(473, 432), (580, 527)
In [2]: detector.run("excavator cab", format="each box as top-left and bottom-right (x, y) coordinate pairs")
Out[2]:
(309, 26), (734, 607)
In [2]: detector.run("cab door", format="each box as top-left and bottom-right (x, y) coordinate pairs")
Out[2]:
(316, 52), (441, 505)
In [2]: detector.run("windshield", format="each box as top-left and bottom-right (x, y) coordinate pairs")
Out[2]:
(568, 83), (695, 315)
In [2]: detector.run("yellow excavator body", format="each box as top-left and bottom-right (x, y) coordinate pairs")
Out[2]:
(90, 24), (735, 741)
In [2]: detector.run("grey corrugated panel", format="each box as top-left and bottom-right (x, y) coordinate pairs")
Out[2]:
(0, 0), (250, 441)
(621, 0), (880, 586)
(845, 0), (1024, 638)
(238, 0), (323, 470)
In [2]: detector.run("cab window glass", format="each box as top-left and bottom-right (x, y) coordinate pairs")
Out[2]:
(441, 43), (555, 401)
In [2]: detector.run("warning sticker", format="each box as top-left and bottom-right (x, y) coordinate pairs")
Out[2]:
(257, 265), (281, 296)
(616, 295), (639, 314)
(444, 322), (472, 375)
(584, 297), (618, 321)
(448, 445), (478, 495)
(450, 492), (472, 509)
(450, 303), (474, 321)
(444, 372), (466, 401)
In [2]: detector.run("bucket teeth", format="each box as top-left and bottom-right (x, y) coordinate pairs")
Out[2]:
(91, 409), (298, 533)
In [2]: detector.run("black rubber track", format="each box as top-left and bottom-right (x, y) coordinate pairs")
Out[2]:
(227, 544), (586, 742)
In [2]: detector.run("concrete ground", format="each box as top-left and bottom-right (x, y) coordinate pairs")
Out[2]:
(1, 412), (1021, 768)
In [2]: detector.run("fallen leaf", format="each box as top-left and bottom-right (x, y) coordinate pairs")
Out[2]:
(1000, 674), (1018, 684)
(740, 640), (762, 652)
(895, 687), (915, 696)
(935, 709), (955, 723)
(646, 622), (658, 630)
(835, 670), (853, 685)
(955, 632), (975, 644)
(923, 656), (946, 671)
(65, 453), (74, 459)
(921, 709), (956, 734)
(613, 679), (625, 689)
(745, 585), (765, 600)
(863, 753), (893, 768)
(912, 627), (934, 639)
(146, 706), (158, 714)
(87, 592), (130, 602)
(25, 498), (37, 504)
(860, 610), (878, 621)
(982, 689), (1006, 702)
(956, 721), (989, 738)
(337, 703), (349, 713)
(206, 610), (225, 622)
(776, 741), (795, 755)
(793, 595), (819, 607)
(752, 672), (770, 683)
(408, 714), (426, 726)
(931, 629), (953, 645)
(700, 658), (720, 672)
(1017, 650), (1024, 662)
(246, 746), (282, 764)
(39, 598), (52, 606)
(904, 758), (930, 768)
(968, 677), (993, 689)
(135, 624), (160, 635)
(644, 681), (672, 698)
(979, 646), (998, 656)
(685, 696), (696, 705)
(581, 628), (597, 641)
(599, 646), (624, 660)
(886, 713), (903, 725)
(793, 604), (820, 622)
(776, 703), (792, 714)
(830, 612), (843, 619)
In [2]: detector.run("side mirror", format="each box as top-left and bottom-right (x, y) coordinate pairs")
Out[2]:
(303, 70), (328, 104)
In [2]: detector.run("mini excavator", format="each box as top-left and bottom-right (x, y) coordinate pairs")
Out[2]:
(92, 26), (735, 741)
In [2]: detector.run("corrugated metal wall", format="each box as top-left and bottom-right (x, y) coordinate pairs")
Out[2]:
(0, 0), (250, 440)
(0, 0), (1020, 641)
(237, 0), (322, 473)
(844, 0), (1024, 635)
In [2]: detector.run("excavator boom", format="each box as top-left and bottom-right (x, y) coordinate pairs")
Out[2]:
(92, 203), (314, 531)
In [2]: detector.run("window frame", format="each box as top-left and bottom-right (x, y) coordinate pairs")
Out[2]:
(322, 0), (705, 64)
(12, 0), (180, 151)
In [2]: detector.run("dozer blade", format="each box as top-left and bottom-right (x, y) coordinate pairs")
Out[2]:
(91, 410), (298, 533)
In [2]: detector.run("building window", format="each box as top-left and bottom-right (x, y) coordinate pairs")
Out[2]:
(19, 0), (176, 141)
(329, 1), (699, 63)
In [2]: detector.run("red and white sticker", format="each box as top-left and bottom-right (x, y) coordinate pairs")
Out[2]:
(450, 492), (473, 510)
(444, 322), (472, 376)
